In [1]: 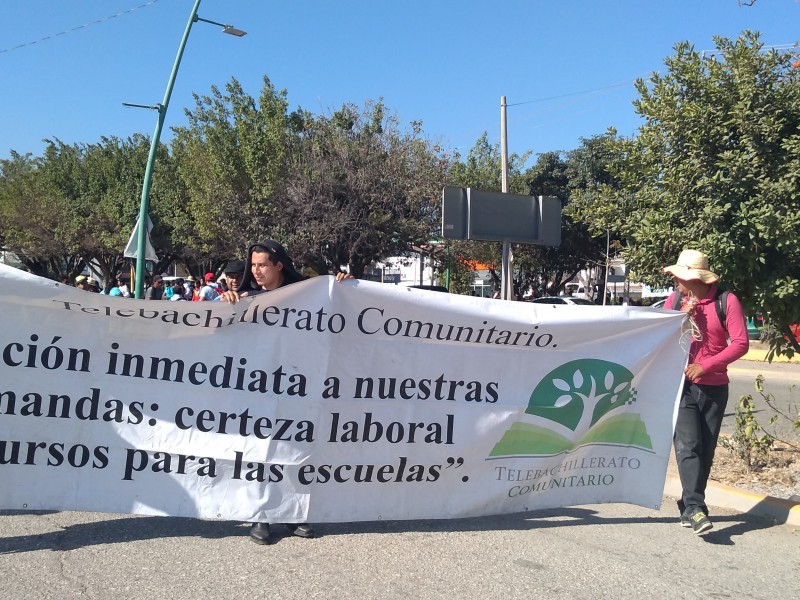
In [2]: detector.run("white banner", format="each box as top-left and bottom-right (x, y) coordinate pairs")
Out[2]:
(0, 264), (687, 522)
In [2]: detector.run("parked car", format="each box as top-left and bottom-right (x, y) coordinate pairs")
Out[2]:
(529, 296), (596, 306)
(650, 298), (668, 309)
(563, 282), (589, 299)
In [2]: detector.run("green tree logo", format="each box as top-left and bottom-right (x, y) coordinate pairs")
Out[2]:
(490, 359), (652, 456)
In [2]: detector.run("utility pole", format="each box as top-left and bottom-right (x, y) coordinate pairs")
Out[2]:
(500, 96), (512, 300)
(603, 229), (610, 306)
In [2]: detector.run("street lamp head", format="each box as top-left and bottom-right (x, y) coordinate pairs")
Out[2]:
(222, 25), (247, 37)
(194, 16), (246, 37)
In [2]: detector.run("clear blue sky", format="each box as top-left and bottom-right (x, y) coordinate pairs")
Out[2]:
(1, 0), (798, 164)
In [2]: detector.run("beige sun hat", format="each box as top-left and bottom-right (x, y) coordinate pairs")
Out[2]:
(662, 249), (720, 284)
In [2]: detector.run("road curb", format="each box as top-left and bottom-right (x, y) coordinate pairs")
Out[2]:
(663, 475), (800, 527)
(739, 345), (796, 363)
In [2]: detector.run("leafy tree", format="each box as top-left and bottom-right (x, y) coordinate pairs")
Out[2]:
(79, 135), (184, 282)
(0, 136), (186, 283)
(281, 100), (448, 277)
(44, 136), (185, 283)
(0, 150), (82, 280)
(171, 76), (294, 267)
(565, 131), (632, 300)
(517, 150), (605, 298)
(448, 132), (530, 192)
(583, 33), (800, 355)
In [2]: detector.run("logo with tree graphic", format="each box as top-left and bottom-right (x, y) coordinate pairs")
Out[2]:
(490, 359), (652, 457)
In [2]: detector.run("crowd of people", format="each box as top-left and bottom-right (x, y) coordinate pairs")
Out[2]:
(70, 260), (246, 301)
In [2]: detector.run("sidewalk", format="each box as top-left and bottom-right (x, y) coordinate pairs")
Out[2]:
(740, 340), (797, 363)
(663, 459), (800, 527)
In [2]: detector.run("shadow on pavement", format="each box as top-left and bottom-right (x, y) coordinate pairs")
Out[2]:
(319, 506), (782, 541)
(698, 511), (778, 546)
(0, 512), (245, 554)
(0, 504), (785, 554)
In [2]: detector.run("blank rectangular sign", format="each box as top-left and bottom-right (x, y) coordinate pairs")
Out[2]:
(441, 187), (561, 246)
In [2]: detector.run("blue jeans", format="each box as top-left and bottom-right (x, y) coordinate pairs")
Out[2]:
(673, 381), (729, 516)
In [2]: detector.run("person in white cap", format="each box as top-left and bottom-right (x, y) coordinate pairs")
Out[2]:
(74, 275), (90, 291)
(662, 249), (749, 535)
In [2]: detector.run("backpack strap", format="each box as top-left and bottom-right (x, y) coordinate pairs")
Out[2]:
(671, 292), (683, 311)
(714, 289), (729, 335)
(672, 289), (729, 334)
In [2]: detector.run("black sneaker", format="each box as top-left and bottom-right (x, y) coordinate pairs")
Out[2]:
(679, 513), (691, 528)
(689, 511), (713, 535)
(286, 523), (315, 538)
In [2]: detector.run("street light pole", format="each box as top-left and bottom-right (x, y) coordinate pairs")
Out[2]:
(131, 0), (245, 298)
(133, 0), (201, 298)
(603, 229), (610, 306)
(500, 96), (512, 301)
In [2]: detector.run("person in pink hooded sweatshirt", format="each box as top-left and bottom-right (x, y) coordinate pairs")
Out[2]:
(663, 249), (749, 535)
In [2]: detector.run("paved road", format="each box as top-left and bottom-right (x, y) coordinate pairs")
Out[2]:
(726, 358), (799, 440)
(2, 356), (797, 600)
(1, 502), (798, 600)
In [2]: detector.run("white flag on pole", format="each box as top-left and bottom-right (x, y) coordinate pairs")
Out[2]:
(123, 215), (158, 261)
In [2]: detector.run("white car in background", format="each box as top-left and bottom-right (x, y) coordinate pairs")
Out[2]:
(563, 282), (589, 299)
(650, 298), (668, 309)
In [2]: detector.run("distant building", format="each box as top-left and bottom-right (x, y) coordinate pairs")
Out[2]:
(366, 253), (497, 297)
(367, 253), (435, 287)
(567, 257), (671, 305)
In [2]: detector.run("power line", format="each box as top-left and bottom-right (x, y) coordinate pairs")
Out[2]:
(699, 41), (799, 55)
(0, 1), (163, 55)
(509, 42), (799, 109)
(506, 79), (641, 108)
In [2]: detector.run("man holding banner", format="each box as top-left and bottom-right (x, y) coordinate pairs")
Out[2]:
(221, 240), (353, 544)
